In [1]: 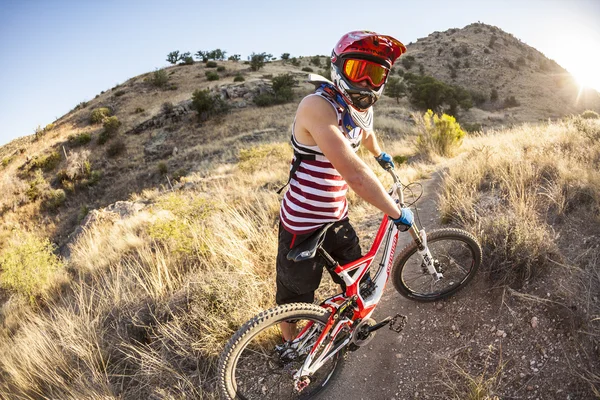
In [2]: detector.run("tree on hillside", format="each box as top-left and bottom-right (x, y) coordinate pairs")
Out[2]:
(228, 54), (241, 62)
(384, 77), (406, 104)
(249, 52), (269, 71)
(281, 53), (290, 63)
(401, 55), (416, 70)
(195, 51), (208, 62)
(179, 52), (194, 65)
(166, 51), (180, 65)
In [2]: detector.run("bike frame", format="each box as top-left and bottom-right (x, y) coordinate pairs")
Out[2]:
(291, 170), (442, 383)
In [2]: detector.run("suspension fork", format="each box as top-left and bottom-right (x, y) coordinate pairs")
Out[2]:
(408, 224), (443, 281)
(389, 169), (442, 282)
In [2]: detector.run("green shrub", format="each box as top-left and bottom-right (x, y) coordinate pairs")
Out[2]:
(32, 151), (61, 172)
(392, 155), (408, 165)
(158, 162), (168, 175)
(106, 139), (126, 157)
(97, 131), (110, 145)
(254, 73), (297, 107)
(26, 170), (46, 201)
(161, 101), (174, 113)
(490, 88), (499, 102)
(42, 189), (66, 211)
(310, 56), (321, 67)
(0, 232), (65, 302)
(2, 157), (11, 168)
(401, 55), (416, 70)
(503, 96), (520, 108)
(206, 61), (218, 68)
(301, 67), (314, 72)
(581, 110), (599, 119)
(68, 132), (92, 146)
(217, 66), (226, 72)
(233, 74), (245, 82)
(249, 52), (268, 71)
(172, 168), (187, 181)
(179, 53), (194, 65)
(384, 77), (406, 103)
(103, 116), (121, 135)
(414, 109), (466, 157)
(134, 107), (145, 113)
(191, 89), (230, 120)
(89, 107), (111, 124)
(205, 71), (219, 81)
(147, 69), (169, 88)
(114, 90), (126, 97)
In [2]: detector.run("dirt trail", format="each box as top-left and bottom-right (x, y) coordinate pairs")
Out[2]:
(324, 170), (590, 399)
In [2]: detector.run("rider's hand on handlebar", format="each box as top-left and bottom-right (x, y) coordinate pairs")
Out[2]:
(375, 152), (394, 170)
(390, 208), (414, 231)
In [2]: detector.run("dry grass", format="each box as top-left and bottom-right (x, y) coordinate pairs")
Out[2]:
(0, 150), (286, 398)
(439, 117), (600, 285)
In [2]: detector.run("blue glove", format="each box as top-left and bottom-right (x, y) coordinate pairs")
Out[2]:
(390, 208), (414, 231)
(375, 152), (395, 170)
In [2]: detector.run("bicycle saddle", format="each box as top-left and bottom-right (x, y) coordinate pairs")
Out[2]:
(287, 223), (334, 262)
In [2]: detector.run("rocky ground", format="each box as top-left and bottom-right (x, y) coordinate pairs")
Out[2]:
(324, 171), (595, 400)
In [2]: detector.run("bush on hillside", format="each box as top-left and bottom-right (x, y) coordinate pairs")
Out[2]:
(206, 61), (218, 68)
(217, 66), (226, 72)
(404, 75), (472, 113)
(191, 89), (230, 120)
(384, 76), (406, 103)
(147, 69), (169, 88)
(249, 52), (269, 71)
(103, 116), (121, 135)
(89, 107), (111, 124)
(68, 132), (92, 146)
(0, 231), (65, 303)
(490, 88), (499, 102)
(254, 73), (297, 107)
(581, 110), (599, 119)
(106, 139), (126, 157)
(503, 96), (520, 108)
(205, 71), (219, 81)
(401, 55), (416, 70)
(310, 56), (321, 67)
(42, 188), (66, 211)
(233, 75), (245, 82)
(32, 151), (61, 172)
(414, 109), (466, 157)
(301, 67), (313, 72)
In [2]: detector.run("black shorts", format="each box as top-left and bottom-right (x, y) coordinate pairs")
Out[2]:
(275, 219), (362, 305)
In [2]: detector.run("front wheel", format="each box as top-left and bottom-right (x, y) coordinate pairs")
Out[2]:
(218, 303), (344, 400)
(392, 228), (482, 301)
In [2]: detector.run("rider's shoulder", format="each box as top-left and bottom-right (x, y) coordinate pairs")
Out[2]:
(297, 94), (336, 119)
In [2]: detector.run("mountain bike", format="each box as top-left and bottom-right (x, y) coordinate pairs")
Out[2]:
(217, 168), (482, 399)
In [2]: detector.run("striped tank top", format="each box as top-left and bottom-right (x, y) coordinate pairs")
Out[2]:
(280, 84), (367, 235)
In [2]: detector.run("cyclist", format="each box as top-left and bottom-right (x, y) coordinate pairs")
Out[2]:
(276, 31), (414, 341)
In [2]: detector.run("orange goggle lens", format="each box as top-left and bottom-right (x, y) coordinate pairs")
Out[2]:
(343, 59), (388, 87)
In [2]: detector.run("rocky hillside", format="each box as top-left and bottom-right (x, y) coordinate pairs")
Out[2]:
(403, 22), (600, 122)
(0, 22), (598, 253)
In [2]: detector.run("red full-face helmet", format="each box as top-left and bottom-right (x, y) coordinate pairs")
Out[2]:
(331, 31), (406, 110)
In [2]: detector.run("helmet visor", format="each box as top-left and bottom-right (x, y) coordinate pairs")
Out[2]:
(343, 59), (389, 87)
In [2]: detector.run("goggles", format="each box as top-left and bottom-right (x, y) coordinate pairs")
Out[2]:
(343, 58), (389, 87)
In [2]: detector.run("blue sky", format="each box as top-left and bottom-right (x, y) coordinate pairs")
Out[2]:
(1, 0), (599, 146)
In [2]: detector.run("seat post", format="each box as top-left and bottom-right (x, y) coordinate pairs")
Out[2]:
(317, 248), (338, 270)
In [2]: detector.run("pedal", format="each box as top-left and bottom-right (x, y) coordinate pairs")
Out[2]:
(389, 314), (407, 333)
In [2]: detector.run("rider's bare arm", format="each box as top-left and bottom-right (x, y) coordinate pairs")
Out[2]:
(361, 129), (383, 158)
(295, 95), (401, 220)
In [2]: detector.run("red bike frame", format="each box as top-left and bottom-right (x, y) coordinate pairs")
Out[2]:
(291, 169), (439, 383)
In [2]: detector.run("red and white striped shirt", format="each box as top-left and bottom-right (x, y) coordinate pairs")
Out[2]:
(280, 85), (367, 235)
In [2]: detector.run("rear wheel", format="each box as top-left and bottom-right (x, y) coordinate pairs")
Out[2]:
(392, 228), (482, 301)
(218, 303), (344, 400)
